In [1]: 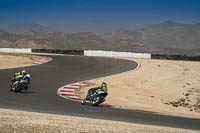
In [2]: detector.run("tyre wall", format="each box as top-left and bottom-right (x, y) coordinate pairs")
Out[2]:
(151, 54), (200, 61)
(32, 49), (84, 55)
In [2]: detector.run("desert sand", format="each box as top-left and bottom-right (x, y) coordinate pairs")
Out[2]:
(0, 53), (42, 69)
(0, 108), (199, 133)
(78, 58), (200, 118)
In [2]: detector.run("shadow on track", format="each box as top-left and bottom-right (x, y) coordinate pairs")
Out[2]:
(11, 91), (36, 94)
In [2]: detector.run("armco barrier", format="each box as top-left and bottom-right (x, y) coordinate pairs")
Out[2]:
(32, 49), (84, 55)
(151, 54), (200, 61)
(84, 50), (151, 59)
(0, 48), (32, 53)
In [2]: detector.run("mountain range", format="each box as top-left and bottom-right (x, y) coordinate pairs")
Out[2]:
(0, 21), (200, 55)
(1, 21), (134, 34)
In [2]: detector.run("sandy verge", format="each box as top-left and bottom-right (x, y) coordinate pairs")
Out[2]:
(0, 108), (199, 133)
(0, 53), (43, 69)
(77, 58), (200, 118)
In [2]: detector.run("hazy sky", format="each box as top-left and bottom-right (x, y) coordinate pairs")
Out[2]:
(0, 0), (200, 26)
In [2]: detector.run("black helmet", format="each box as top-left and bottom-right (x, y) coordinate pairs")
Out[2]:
(101, 82), (107, 87)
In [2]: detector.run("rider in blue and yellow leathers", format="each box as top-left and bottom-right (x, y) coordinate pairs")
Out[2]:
(14, 70), (27, 81)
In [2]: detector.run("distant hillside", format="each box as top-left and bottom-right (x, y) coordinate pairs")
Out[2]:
(2, 23), (50, 34)
(0, 21), (200, 56)
(0, 29), (10, 35)
(102, 21), (200, 50)
(0, 29), (110, 50)
(2, 21), (133, 34)
(19, 29), (38, 36)
(0, 29), (48, 49)
(49, 21), (133, 33)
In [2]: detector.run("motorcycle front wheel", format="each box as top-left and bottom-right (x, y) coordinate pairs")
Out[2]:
(13, 83), (21, 92)
(81, 99), (86, 105)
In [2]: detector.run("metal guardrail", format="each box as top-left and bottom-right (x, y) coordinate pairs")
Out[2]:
(32, 49), (84, 55)
(151, 54), (200, 61)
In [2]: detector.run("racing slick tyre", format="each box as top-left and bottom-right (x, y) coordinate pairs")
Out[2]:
(92, 96), (103, 106)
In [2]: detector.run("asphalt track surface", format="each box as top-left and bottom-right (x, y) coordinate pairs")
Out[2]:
(0, 55), (200, 130)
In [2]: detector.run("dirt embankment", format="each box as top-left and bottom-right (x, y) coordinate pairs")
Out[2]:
(77, 59), (200, 118)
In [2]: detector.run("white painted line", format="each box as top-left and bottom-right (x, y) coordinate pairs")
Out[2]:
(60, 88), (74, 91)
(84, 59), (141, 81)
(64, 85), (80, 88)
(60, 92), (74, 95)
(66, 96), (79, 99)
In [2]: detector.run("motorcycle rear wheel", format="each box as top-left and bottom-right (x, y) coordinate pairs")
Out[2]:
(92, 96), (103, 106)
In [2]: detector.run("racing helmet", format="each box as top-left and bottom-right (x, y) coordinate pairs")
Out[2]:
(101, 82), (107, 87)
(21, 70), (26, 76)
(101, 82), (108, 93)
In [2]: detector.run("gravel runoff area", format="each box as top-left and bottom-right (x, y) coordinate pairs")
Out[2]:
(0, 52), (42, 69)
(0, 108), (199, 133)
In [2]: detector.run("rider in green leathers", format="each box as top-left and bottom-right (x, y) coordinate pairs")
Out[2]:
(86, 82), (107, 100)
(96, 82), (107, 93)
